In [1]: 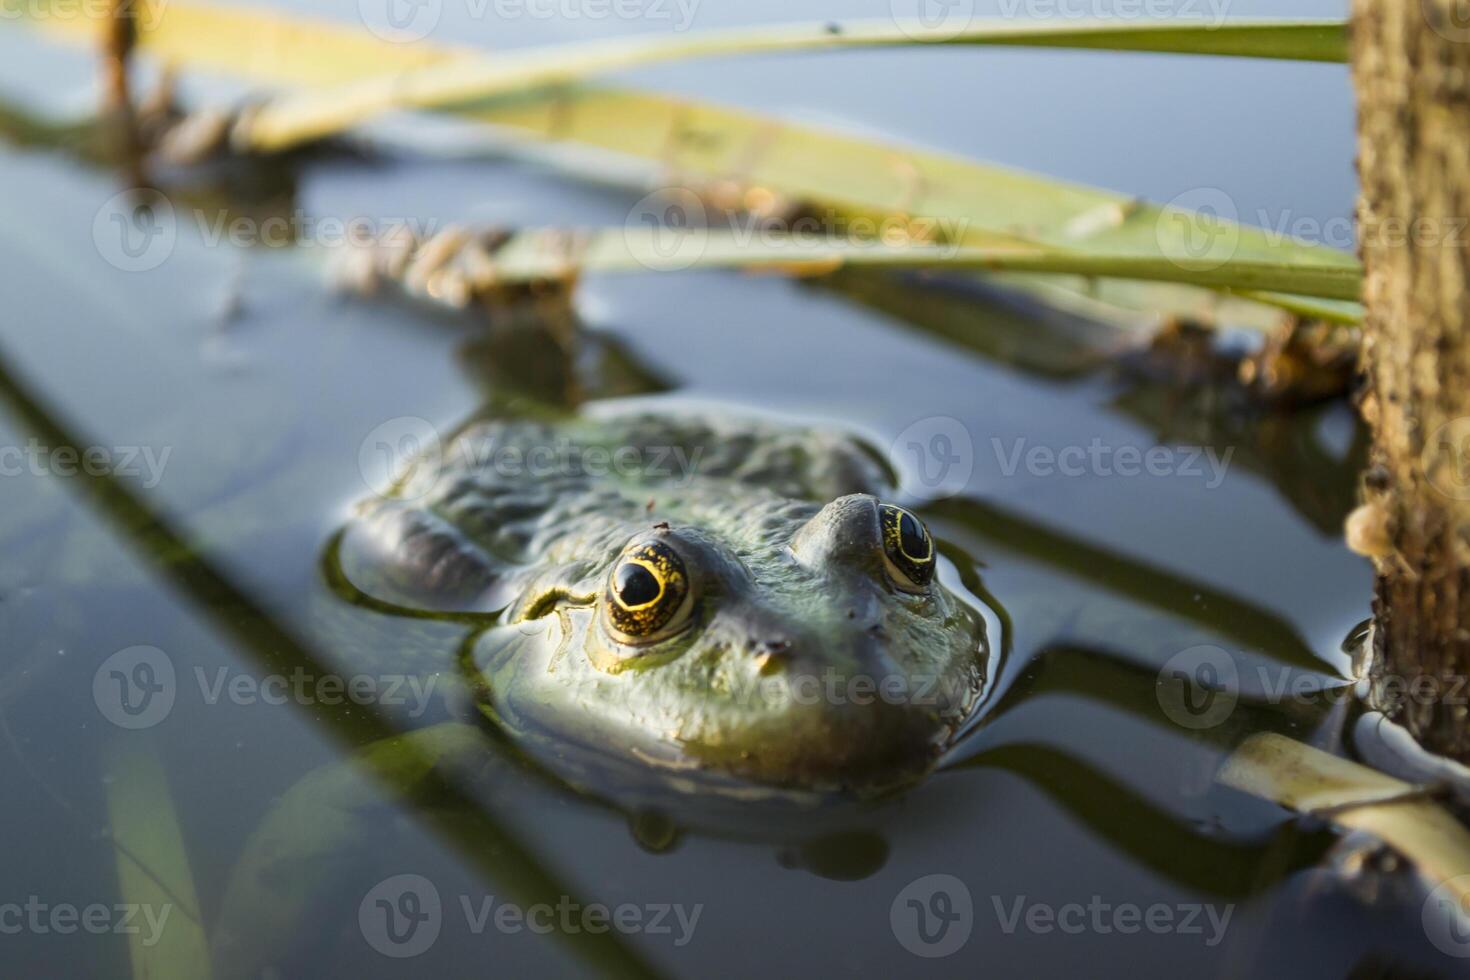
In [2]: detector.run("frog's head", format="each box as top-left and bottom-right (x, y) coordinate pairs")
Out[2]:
(477, 494), (988, 795)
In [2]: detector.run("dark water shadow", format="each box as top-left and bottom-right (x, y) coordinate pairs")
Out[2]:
(829, 270), (1366, 536)
(0, 345), (665, 979)
(946, 740), (1336, 898)
(926, 494), (1330, 675)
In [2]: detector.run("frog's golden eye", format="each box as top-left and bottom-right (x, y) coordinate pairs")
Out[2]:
(603, 541), (693, 644)
(879, 504), (935, 592)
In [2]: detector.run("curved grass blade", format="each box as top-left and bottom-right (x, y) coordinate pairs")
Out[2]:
(238, 19), (1347, 151)
(470, 229), (1352, 299)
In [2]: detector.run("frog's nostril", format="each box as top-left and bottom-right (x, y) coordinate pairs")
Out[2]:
(751, 636), (792, 673)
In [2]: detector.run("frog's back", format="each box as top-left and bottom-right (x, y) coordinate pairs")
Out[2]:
(338, 411), (892, 612)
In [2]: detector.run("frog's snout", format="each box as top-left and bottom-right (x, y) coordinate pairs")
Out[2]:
(788, 494), (885, 576)
(710, 609), (963, 791)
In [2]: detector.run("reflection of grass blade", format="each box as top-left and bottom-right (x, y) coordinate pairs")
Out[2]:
(982, 643), (1329, 740)
(830, 271), (1367, 534)
(949, 741), (1327, 896)
(14, 0), (1361, 321)
(1107, 386), (1369, 536)
(0, 349), (662, 980)
(103, 735), (211, 980)
(930, 496), (1325, 672)
(824, 269), (1128, 378)
(240, 19), (1347, 151)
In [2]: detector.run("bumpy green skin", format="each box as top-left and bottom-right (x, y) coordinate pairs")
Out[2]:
(337, 411), (988, 793)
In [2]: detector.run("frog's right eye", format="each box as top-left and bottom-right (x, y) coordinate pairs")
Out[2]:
(879, 504), (936, 593)
(602, 541), (694, 644)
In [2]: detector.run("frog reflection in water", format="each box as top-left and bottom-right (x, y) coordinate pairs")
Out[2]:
(338, 411), (989, 793)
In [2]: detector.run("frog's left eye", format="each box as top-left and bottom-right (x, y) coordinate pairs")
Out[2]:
(603, 541), (693, 644)
(879, 504), (936, 592)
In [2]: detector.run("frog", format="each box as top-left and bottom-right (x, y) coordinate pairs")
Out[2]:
(331, 406), (991, 796)
(208, 408), (991, 975)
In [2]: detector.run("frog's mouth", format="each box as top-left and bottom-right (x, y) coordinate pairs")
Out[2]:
(467, 595), (987, 798)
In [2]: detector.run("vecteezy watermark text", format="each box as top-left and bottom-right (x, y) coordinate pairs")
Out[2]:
(358, 875), (701, 958)
(625, 188), (971, 272)
(1155, 185), (1470, 270)
(0, 440), (171, 488)
(996, 0), (1229, 24)
(889, 874), (1233, 958)
(92, 646), (438, 730)
(1154, 643), (1470, 732)
(93, 192), (444, 273)
(358, 0), (700, 44)
(992, 895), (1233, 946)
(0, 0), (168, 29)
(992, 437), (1234, 488)
(0, 898), (172, 947)
(359, 416), (707, 501)
(890, 0), (1230, 42)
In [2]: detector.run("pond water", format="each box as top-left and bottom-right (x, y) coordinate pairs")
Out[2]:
(4, 3), (1461, 978)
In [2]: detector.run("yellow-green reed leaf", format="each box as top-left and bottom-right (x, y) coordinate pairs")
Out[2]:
(240, 19), (1346, 151)
(468, 85), (1359, 297)
(102, 735), (211, 980)
(1234, 290), (1363, 325)
(15, 0), (477, 84)
(366, 227), (1360, 300)
(1220, 732), (1470, 913)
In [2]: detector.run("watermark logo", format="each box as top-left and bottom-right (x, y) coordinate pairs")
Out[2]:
(361, 874), (443, 958)
(97, 202), (443, 272)
(359, 416), (445, 502)
(1155, 645), (1470, 731)
(94, 648), (439, 728)
(359, 0), (442, 42)
(93, 189), (176, 273)
(359, 876), (701, 955)
(890, 0), (975, 41)
(891, 874), (973, 958)
(1424, 0), (1470, 43)
(1156, 644), (1239, 731)
(1423, 417), (1470, 501)
(1156, 187), (1239, 271)
(93, 646), (176, 730)
(1424, 875), (1470, 957)
(891, 416), (974, 502)
(626, 188), (711, 272)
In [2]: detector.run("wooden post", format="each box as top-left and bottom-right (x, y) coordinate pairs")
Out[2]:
(1352, 0), (1470, 758)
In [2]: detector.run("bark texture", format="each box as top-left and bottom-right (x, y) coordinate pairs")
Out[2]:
(1354, 0), (1470, 758)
